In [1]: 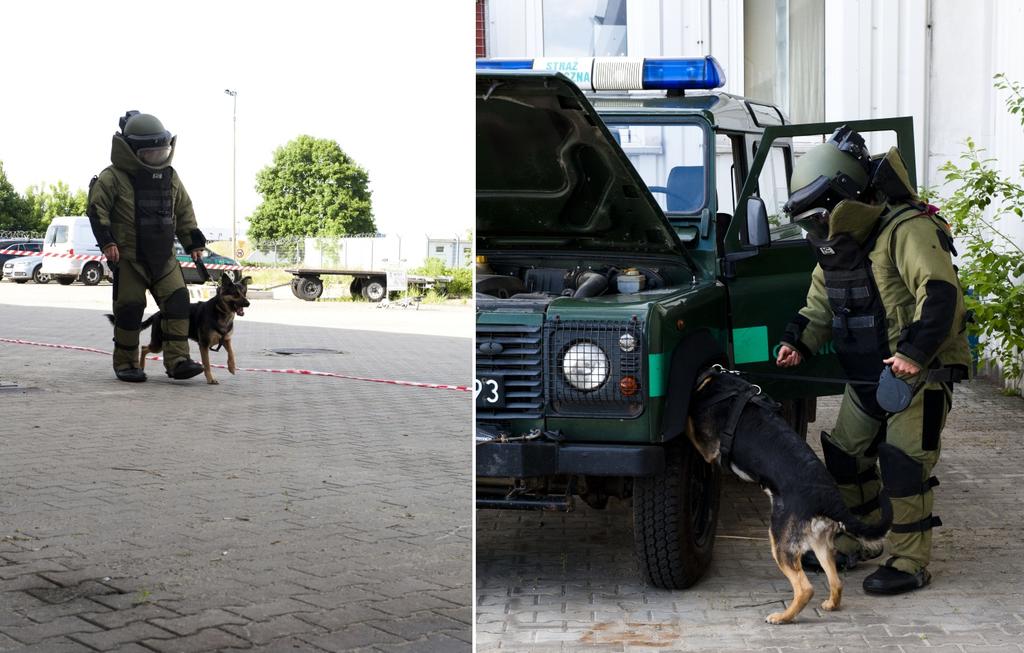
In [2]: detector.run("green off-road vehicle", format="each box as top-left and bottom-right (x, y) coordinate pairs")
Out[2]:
(475, 56), (917, 588)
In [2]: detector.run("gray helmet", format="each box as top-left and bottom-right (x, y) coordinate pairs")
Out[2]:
(784, 126), (872, 216)
(119, 111), (173, 167)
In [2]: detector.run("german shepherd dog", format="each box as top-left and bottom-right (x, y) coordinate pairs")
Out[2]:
(109, 274), (252, 384)
(685, 369), (896, 624)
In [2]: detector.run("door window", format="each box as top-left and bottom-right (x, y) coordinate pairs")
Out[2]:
(756, 144), (803, 241)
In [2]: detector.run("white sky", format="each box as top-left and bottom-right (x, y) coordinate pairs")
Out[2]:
(0, 1), (474, 243)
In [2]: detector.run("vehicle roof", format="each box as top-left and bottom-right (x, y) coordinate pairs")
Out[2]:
(587, 90), (787, 132)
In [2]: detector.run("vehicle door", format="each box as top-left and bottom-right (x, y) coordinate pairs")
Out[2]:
(721, 118), (917, 399)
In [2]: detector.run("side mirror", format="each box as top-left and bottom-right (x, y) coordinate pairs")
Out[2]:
(746, 197), (771, 248)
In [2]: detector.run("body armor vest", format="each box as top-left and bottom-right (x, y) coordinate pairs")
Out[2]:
(132, 168), (175, 268)
(806, 206), (918, 384)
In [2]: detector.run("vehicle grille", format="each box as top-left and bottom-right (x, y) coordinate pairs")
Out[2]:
(546, 319), (645, 417)
(476, 323), (544, 419)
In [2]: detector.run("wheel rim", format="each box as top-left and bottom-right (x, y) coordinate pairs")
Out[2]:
(368, 283), (385, 300)
(85, 266), (99, 283)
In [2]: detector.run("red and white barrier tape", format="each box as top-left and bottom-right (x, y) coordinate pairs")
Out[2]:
(0, 337), (470, 392)
(0, 248), (276, 272)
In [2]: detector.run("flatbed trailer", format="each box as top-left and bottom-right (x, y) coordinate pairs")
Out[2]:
(285, 268), (451, 302)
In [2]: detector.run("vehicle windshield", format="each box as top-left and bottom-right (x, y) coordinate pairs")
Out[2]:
(46, 225), (68, 245)
(605, 123), (708, 215)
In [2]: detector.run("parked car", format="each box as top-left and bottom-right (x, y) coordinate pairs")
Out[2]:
(2, 254), (50, 284)
(174, 244), (241, 284)
(0, 239), (43, 267)
(41, 216), (110, 286)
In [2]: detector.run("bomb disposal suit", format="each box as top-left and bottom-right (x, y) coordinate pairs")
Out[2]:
(778, 128), (971, 594)
(87, 111), (207, 382)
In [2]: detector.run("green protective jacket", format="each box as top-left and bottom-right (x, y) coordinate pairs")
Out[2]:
(793, 206), (972, 370)
(86, 134), (204, 261)
(782, 148), (972, 374)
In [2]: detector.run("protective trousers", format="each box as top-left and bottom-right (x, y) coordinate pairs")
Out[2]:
(111, 258), (191, 373)
(824, 380), (951, 574)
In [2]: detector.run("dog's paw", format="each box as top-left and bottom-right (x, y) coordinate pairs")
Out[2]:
(820, 599), (839, 612)
(228, 364), (236, 375)
(207, 378), (219, 385)
(765, 612), (791, 625)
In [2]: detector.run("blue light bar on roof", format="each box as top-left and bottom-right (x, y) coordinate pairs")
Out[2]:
(474, 59), (533, 70)
(476, 56), (726, 92)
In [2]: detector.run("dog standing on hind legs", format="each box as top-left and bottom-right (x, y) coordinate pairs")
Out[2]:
(108, 274), (251, 384)
(685, 368), (898, 624)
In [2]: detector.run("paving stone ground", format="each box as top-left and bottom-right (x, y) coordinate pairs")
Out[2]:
(0, 302), (471, 652)
(477, 378), (1024, 652)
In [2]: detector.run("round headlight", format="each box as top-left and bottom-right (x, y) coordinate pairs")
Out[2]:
(562, 342), (609, 391)
(619, 333), (637, 352)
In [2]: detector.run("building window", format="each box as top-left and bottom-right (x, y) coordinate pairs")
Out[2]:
(744, 0), (824, 123)
(542, 0), (627, 57)
(435, 246), (445, 253)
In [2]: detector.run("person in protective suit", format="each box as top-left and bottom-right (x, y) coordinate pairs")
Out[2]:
(87, 110), (207, 382)
(776, 126), (971, 594)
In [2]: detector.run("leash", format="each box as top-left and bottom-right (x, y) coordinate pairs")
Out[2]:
(735, 369), (876, 386)
(193, 255), (212, 283)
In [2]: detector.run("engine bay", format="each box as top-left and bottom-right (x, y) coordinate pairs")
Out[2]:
(475, 257), (683, 302)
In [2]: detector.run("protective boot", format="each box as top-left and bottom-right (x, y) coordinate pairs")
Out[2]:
(863, 444), (940, 594)
(167, 358), (204, 380)
(115, 367), (147, 383)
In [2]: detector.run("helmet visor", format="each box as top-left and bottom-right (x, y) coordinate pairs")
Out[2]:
(137, 145), (172, 167)
(793, 207), (831, 240)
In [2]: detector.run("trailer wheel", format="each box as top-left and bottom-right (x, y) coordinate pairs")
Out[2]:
(364, 278), (387, 302)
(56, 276), (75, 286)
(292, 276), (323, 301)
(349, 278), (364, 300)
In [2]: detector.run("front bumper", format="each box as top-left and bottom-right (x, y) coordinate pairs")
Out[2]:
(476, 436), (665, 477)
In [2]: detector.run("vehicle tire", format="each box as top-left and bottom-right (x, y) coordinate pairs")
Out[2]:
(56, 276), (75, 286)
(633, 439), (722, 589)
(780, 398), (812, 441)
(293, 276), (323, 301)
(364, 278), (387, 302)
(349, 279), (364, 300)
(33, 266), (50, 284)
(81, 263), (103, 286)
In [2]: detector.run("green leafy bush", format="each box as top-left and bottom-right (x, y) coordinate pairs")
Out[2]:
(411, 257), (471, 298)
(935, 73), (1024, 389)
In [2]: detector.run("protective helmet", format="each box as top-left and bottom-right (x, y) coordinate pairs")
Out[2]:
(784, 126), (872, 216)
(119, 111), (173, 167)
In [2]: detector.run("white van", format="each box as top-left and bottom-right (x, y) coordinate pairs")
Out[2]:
(41, 216), (111, 286)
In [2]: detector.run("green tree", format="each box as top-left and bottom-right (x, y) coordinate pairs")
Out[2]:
(935, 73), (1024, 390)
(24, 181), (87, 229)
(0, 161), (32, 232)
(248, 135), (375, 242)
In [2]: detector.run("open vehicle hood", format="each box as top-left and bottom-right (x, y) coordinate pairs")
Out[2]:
(477, 71), (687, 257)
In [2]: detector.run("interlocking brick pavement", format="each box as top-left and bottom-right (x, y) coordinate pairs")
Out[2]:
(0, 302), (470, 651)
(477, 379), (1024, 652)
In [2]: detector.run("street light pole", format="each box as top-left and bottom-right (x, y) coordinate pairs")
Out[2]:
(224, 89), (238, 256)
